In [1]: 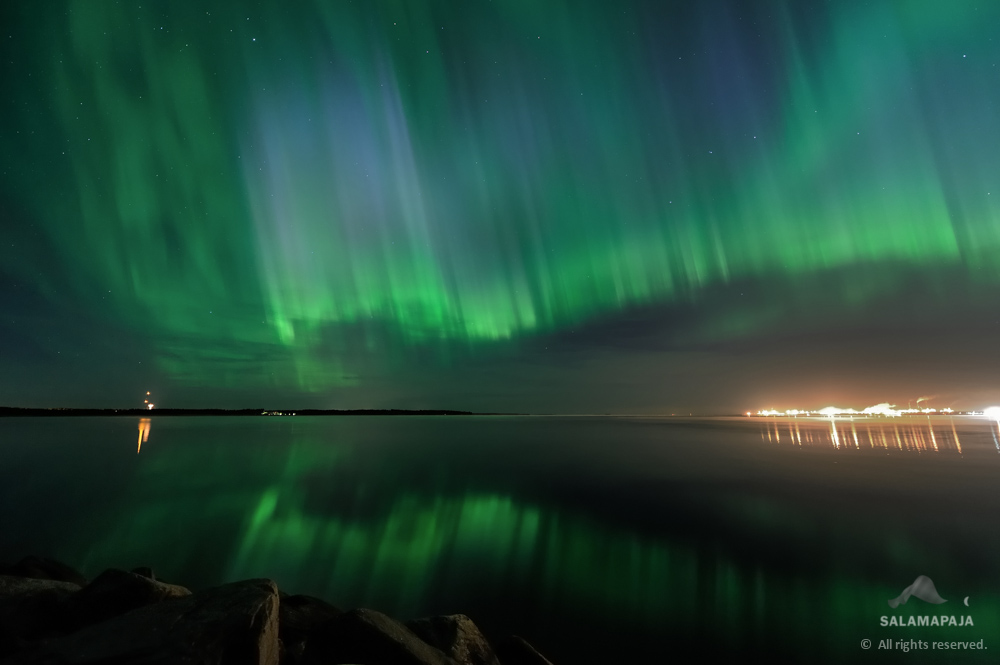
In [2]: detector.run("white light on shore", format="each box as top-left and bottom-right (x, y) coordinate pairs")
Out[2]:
(862, 403), (902, 417)
(752, 402), (964, 418)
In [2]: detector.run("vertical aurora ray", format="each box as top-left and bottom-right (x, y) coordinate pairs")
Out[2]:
(241, 0), (999, 354)
(6, 1), (1000, 394)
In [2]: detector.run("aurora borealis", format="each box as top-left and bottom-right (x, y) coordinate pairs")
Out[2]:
(3, 1), (1000, 410)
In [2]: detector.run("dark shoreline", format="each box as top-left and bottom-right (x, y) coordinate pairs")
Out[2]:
(0, 407), (520, 418)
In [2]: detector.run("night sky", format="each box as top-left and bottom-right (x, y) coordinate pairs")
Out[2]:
(2, 1), (999, 413)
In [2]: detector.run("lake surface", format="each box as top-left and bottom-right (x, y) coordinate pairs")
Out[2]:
(2, 415), (998, 663)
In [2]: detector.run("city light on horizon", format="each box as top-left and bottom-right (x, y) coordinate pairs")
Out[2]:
(748, 402), (997, 418)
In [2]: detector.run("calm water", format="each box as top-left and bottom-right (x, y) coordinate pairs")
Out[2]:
(2, 415), (999, 663)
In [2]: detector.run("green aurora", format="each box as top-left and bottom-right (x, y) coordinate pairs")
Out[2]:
(3, 1), (1000, 408)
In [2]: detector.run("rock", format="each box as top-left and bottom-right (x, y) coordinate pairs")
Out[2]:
(278, 592), (343, 664)
(407, 614), (501, 665)
(0, 558), (555, 665)
(303, 607), (454, 665)
(130, 566), (155, 580)
(64, 568), (191, 630)
(0, 556), (87, 587)
(0, 576), (81, 655)
(0, 575), (81, 600)
(495, 635), (555, 665)
(9, 578), (280, 665)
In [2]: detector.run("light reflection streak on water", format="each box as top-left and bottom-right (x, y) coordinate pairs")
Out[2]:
(753, 417), (1000, 454)
(137, 418), (151, 453)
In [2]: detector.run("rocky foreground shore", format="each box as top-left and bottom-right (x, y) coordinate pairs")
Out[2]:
(0, 556), (555, 665)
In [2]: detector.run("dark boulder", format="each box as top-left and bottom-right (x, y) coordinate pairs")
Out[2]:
(495, 635), (555, 665)
(0, 556), (87, 587)
(0, 576), (81, 655)
(303, 607), (454, 665)
(9, 578), (280, 665)
(130, 566), (155, 580)
(64, 568), (191, 630)
(0, 557), (557, 665)
(278, 592), (343, 664)
(407, 614), (500, 665)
